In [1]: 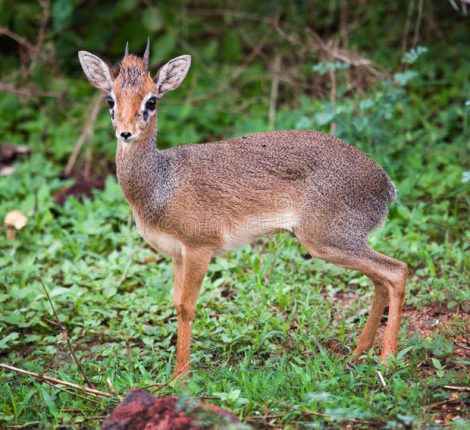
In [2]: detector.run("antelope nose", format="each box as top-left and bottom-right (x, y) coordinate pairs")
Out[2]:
(120, 131), (132, 140)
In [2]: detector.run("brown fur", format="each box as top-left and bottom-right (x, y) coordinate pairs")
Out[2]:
(78, 50), (408, 378)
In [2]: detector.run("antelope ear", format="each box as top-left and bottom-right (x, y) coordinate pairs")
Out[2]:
(154, 55), (191, 97)
(78, 51), (114, 92)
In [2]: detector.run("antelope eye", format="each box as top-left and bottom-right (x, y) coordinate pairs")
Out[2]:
(145, 97), (156, 111)
(106, 96), (114, 109)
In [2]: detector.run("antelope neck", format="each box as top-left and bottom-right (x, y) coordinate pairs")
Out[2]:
(115, 132), (176, 221)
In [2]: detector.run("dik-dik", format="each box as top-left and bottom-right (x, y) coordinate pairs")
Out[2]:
(78, 41), (408, 378)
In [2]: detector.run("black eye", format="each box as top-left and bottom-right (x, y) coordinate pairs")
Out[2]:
(106, 96), (114, 109)
(145, 97), (156, 111)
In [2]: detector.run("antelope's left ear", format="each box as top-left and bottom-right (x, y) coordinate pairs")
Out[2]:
(78, 51), (114, 92)
(154, 55), (191, 98)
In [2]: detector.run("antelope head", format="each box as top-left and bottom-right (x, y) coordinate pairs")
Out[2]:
(78, 40), (191, 144)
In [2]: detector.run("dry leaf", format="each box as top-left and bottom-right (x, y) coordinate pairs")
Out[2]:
(0, 165), (15, 176)
(4, 210), (28, 230)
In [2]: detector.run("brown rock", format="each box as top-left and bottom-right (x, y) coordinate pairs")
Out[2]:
(101, 389), (239, 430)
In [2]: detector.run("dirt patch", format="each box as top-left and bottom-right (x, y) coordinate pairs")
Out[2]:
(53, 174), (105, 205)
(373, 306), (470, 362)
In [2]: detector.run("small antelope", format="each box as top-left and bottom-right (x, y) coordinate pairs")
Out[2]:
(78, 41), (407, 378)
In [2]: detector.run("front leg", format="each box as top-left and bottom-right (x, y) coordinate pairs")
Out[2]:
(172, 255), (183, 309)
(172, 247), (213, 379)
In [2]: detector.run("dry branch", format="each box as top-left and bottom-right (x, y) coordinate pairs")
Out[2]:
(412, 0), (424, 47)
(443, 385), (470, 392)
(31, 0), (51, 65)
(0, 81), (60, 99)
(64, 94), (103, 177)
(0, 363), (115, 399)
(0, 27), (38, 53)
(377, 370), (388, 390)
(272, 399), (382, 425)
(38, 277), (94, 388)
(186, 34), (269, 104)
(401, 0), (415, 55)
(42, 379), (102, 405)
(268, 55), (281, 129)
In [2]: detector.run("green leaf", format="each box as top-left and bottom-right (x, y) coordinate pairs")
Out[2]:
(221, 30), (243, 62)
(41, 387), (58, 418)
(393, 71), (418, 86)
(52, 0), (75, 32)
(0, 332), (19, 350)
(396, 346), (413, 361)
(431, 358), (442, 370)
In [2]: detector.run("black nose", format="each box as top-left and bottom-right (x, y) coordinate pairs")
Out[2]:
(120, 131), (132, 140)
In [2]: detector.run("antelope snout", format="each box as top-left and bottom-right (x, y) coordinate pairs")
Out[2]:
(117, 128), (139, 143)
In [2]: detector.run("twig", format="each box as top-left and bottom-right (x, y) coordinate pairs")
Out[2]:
(245, 415), (284, 428)
(0, 363), (114, 399)
(42, 379), (102, 405)
(64, 94), (102, 177)
(0, 81), (60, 99)
(455, 342), (470, 351)
(401, 0), (415, 56)
(339, 0), (349, 47)
(328, 38), (338, 134)
(145, 367), (192, 394)
(186, 34), (269, 104)
(7, 422), (41, 429)
(273, 399), (327, 418)
(30, 0), (51, 66)
(412, 0), (424, 47)
(185, 8), (273, 24)
(272, 399), (382, 425)
(385, 360), (424, 377)
(0, 27), (38, 53)
(305, 28), (381, 78)
(268, 55), (281, 129)
(377, 370), (387, 390)
(106, 378), (123, 401)
(118, 255), (134, 286)
(427, 396), (461, 410)
(38, 276), (94, 388)
(443, 385), (470, 392)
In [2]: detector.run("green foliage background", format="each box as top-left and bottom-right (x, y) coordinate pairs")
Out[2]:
(0, 1), (469, 429)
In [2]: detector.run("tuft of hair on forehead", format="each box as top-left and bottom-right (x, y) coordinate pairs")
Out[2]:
(118, 55), (149, 88)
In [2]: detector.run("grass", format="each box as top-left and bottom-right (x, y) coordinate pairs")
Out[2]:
(0, 154), (468, 428)
(0, 45), (469, 429)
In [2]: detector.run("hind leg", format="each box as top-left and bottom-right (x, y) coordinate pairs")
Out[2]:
(353, 283), (389, 358)
(296, 231), (407, 362)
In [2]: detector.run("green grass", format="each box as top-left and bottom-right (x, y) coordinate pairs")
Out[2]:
(1, 38), (469, 430)
(0, 148), (468, 428)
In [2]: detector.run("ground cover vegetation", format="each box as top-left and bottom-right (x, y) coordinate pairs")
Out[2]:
(0, 1), (468, 428)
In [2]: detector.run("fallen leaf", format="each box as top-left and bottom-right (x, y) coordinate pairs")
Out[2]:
(4, 210), (28, 230)
(143, 256), (157, 263)
(0, 165), (15, 176)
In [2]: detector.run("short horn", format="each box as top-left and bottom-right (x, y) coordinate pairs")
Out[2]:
(143, 37), (150, 72)
(124, 41), (129, 57)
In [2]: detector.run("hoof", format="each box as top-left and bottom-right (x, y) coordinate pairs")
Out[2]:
(349, 349), (369, 365)
(379, 352), (395, 367)
(171, 365), (190, 383)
